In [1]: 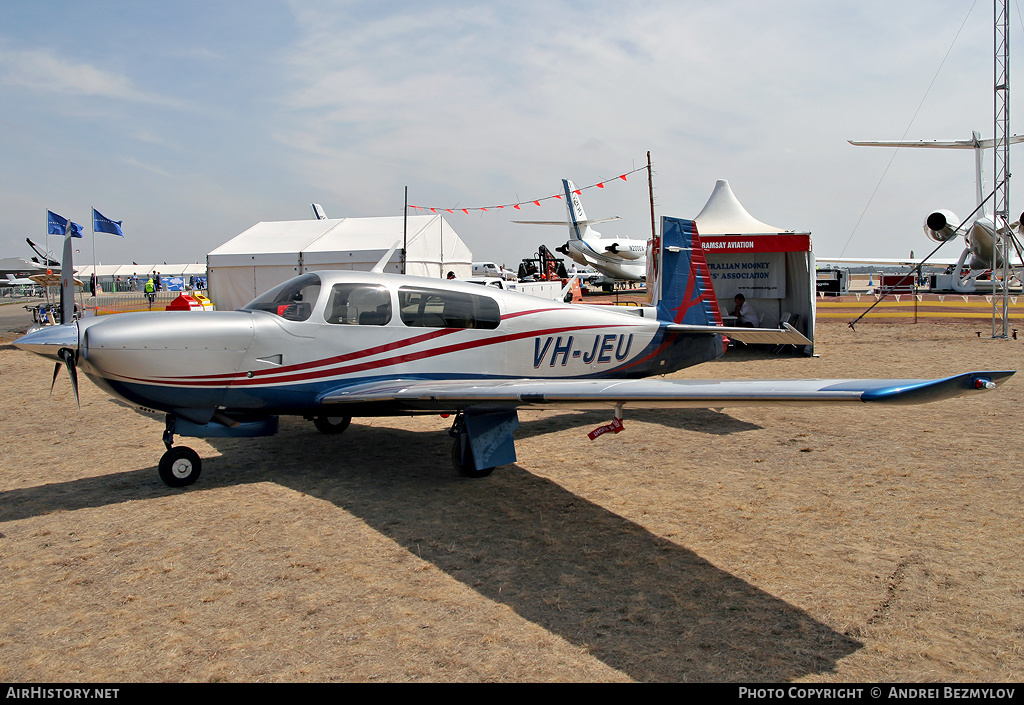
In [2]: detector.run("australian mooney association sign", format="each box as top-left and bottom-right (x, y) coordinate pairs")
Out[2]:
(702, 232), (812, 300)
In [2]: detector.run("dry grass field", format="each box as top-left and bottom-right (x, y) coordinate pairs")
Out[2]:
(1, 308), (1022, 682)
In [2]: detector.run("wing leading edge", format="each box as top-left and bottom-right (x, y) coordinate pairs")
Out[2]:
(318, 370), (1013, 411)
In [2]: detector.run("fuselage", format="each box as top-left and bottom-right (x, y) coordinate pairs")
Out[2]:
(564, 237), (648, 281)
(72, 270), (723, 419)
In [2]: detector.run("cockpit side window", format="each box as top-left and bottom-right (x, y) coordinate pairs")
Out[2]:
(241, 274), (321, 321)
(398, 286), (500, 329)
(324, 283), (392, 325)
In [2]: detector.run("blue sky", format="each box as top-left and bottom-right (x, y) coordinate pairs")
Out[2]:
(0, 1), (1017, 269)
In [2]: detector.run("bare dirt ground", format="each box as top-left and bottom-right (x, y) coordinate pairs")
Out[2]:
(1, 306), (1022, 682)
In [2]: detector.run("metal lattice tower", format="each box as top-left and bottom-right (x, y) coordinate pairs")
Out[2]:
(993, 0), (1011, 337)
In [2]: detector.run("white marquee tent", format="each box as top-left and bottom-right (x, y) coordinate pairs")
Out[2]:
(693, 179), (816, 348)
(207, 214), (472, 311)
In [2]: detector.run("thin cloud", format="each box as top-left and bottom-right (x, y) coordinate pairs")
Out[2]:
(0, 47), (188, 109)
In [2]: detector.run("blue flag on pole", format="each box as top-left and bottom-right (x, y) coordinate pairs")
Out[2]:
(93, 208), (124, 237)
(47, 210), (84, 238)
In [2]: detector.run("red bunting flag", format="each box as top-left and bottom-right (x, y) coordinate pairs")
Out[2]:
(405, 162), (648, 214)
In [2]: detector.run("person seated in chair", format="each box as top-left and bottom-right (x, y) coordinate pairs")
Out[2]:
(731, 293), (758, 328)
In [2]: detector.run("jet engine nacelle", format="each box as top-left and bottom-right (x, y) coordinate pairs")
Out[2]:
(923, 209), (961, 243)
(603, 242), (645, 260)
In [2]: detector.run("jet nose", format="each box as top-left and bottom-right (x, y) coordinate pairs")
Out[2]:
(13, 322), (79, 362)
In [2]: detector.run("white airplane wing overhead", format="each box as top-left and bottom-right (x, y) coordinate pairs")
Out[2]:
(849, 135), (1024, 149)
(318, 371), (1012, 409)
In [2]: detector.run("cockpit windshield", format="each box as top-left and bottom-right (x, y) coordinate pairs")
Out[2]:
(241, 274), (321, 321)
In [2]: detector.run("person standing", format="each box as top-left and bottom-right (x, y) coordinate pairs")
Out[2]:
(144, 276), (156, 309)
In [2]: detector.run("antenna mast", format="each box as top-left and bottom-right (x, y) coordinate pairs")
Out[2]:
(993, 0), (1011, 337)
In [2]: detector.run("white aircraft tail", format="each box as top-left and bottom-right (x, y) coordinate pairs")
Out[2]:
(511, 180), (621, 237)
(563, 179), (592, 241)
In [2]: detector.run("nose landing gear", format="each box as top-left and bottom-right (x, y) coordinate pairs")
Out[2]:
(158, 415), (202, 487)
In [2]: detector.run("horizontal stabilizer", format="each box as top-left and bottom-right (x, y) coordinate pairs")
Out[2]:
(513, 217), (621, 227)
(666, 322), (812, 346)
(849, 135), (1024, 150)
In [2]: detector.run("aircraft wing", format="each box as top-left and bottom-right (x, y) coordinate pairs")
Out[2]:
(317, 370), (1013, 410)
(817, 256), (962, 266)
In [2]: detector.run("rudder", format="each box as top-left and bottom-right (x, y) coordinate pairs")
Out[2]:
(652, 216), (723, 325)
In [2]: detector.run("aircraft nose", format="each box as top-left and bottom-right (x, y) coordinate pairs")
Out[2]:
(13, 322), (79, 362)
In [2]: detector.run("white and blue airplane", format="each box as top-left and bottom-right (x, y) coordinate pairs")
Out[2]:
(515, 179), (650, 282)
(14, 216), (1013, 488)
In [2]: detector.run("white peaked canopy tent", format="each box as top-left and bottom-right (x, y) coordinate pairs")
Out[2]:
(207, 215), (473, 311)
(693, 179), (816, 348)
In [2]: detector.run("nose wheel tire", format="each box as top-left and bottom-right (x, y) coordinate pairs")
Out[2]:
(158, 446), (202, 487)
(313, 415), (352, 434)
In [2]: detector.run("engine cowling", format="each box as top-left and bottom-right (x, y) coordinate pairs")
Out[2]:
(923, 209), (960, 242)
(603, 241), (645, 260)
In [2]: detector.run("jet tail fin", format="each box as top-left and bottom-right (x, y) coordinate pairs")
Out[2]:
(563, 179), (593, 241)
(650, 216), (723, 325)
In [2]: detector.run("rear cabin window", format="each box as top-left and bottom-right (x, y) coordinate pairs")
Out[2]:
(241, 274), (321, 322)
(398, 286), (500, 329)
(323, 283), (392, 325)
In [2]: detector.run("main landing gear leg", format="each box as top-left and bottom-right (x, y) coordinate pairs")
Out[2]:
(158, 415), (203, 488)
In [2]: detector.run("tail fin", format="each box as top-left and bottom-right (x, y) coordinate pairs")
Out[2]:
(651, 216), (723, 325)
(563, 179), (590, 241)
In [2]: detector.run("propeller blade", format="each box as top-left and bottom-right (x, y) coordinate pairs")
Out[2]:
(58, 348), (80, 409)
(50, 361), (62, 396)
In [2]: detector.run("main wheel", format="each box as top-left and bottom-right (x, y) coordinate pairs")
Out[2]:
(158, 446), (202, 487)
(313, 415), (351, 434)
(451, 437), (494, 478)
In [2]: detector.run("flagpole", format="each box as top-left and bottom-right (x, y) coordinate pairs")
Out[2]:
(91, 209), (97, 296)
